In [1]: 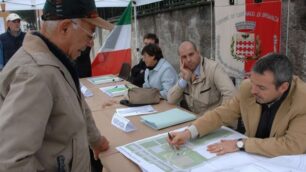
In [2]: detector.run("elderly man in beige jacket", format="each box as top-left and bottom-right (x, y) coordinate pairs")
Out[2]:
(0, 0), (113, 171)
(167, 41), (235, 115)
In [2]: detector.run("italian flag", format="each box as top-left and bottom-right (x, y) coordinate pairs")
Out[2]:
(92, 2), (132, 76)
(215, 0), (281, 80)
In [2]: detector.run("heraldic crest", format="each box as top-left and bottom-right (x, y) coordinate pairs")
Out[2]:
(231, 21), (261, 61)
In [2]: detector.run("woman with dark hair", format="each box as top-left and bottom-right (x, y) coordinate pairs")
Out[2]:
(141, 44), (178, 100)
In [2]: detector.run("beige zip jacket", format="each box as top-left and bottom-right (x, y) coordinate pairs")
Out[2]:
(0, 33), (101, 172)
(193, 77), (306, 157)
(168, 57), (235, 115)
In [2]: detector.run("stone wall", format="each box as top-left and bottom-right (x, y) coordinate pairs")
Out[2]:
(281, 0), (306, 81)
(94, 0), (306, 80)
(134, 4), (213, 72)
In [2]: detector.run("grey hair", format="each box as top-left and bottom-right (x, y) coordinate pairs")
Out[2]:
(42, 20), (59, 34)
(71, 19), (80, 30)
(42, 19), (80, 34)
(252, 53), (293, 88)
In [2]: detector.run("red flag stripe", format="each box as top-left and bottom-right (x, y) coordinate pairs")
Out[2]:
(92, 49), (131, 76)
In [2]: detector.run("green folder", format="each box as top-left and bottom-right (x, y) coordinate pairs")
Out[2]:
(107, 87), (128, 93)
(141, 108), (196, 130)
(88, 76), (122, 85)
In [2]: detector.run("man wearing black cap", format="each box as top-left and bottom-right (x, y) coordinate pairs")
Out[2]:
(0, 0), (113, 171)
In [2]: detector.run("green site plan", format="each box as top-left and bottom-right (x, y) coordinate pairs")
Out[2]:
(118, 128), (237, 172)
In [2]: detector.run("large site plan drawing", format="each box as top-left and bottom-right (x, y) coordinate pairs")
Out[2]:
(117, 127), (244, 172)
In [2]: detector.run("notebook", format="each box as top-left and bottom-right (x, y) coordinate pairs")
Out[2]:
(88, 75), (123, 85)
(100, 85), (128, 97)
(141, 108), (196, 130)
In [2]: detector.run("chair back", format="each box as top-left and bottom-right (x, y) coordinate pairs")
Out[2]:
(118, 62), (131, 80)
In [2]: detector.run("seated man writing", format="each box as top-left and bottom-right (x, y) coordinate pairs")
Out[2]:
(168, 53), (306, 157)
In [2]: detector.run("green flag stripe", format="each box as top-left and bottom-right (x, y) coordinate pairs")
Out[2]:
(117, 2), (132, 25)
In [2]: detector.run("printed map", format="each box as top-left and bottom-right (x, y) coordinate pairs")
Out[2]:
(118, 128), (235, 172)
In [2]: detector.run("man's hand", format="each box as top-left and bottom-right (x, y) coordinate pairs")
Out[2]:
(207, 139), (239, 156)
(167, 129), (191, 149)
(180, 59), (193, 81)
(92, 136), (110, 160)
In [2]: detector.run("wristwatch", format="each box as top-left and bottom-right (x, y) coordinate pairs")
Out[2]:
(236, 138), (245, 151)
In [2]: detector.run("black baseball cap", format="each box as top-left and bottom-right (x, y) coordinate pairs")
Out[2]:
(41, 0), (113, 30)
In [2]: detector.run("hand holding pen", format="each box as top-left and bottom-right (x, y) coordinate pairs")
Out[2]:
(167, 132), (177, 150)
(167, 130), (192, 149)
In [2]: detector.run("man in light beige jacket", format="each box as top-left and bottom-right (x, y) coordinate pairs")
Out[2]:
(168, 53), (306, 157)
(0, 0), (113, 171)
(167, 41), (235, 114)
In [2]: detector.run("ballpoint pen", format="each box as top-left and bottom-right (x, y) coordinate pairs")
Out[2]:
(168, 133), (175, 149)
(168, 132), (180, 156)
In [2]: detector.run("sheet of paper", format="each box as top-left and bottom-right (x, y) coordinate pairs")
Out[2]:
(206, 154), (306, 172)
(117, 127), (246, 172)
(267, 154), (306, 171)
(195, 152), (268, 172)
(116, 105), (157, 117)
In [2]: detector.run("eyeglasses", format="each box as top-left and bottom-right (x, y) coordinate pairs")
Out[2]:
(71, 20), (96, 40)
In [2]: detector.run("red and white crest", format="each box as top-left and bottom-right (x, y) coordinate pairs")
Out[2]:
(231, 21), (260, 61)
(235, 32), (255, 57)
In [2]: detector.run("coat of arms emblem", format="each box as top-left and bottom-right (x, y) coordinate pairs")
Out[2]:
(231, 21), (261, 61)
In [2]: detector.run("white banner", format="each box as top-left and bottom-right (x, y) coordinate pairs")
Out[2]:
(215, 0), (246, 79)
(215, 0), (281, 79)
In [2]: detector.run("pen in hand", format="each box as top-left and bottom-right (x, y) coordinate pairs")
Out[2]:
(168, 132), (176, 150)
(168, 132), (180, 156)
(168, 132), (173, 140)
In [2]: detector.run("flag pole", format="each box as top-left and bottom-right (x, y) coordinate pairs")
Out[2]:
(132, 0), (140, 62)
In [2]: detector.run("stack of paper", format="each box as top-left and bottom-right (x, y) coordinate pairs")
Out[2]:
(100, 85), (128, 97)
(141, 108), (196, 130)
(88, 75), (123, 85)
(116, 105), (157, 117)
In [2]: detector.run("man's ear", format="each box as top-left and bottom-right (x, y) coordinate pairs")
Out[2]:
(57, 19), (72, 35)
(278, 81), (289, 94)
